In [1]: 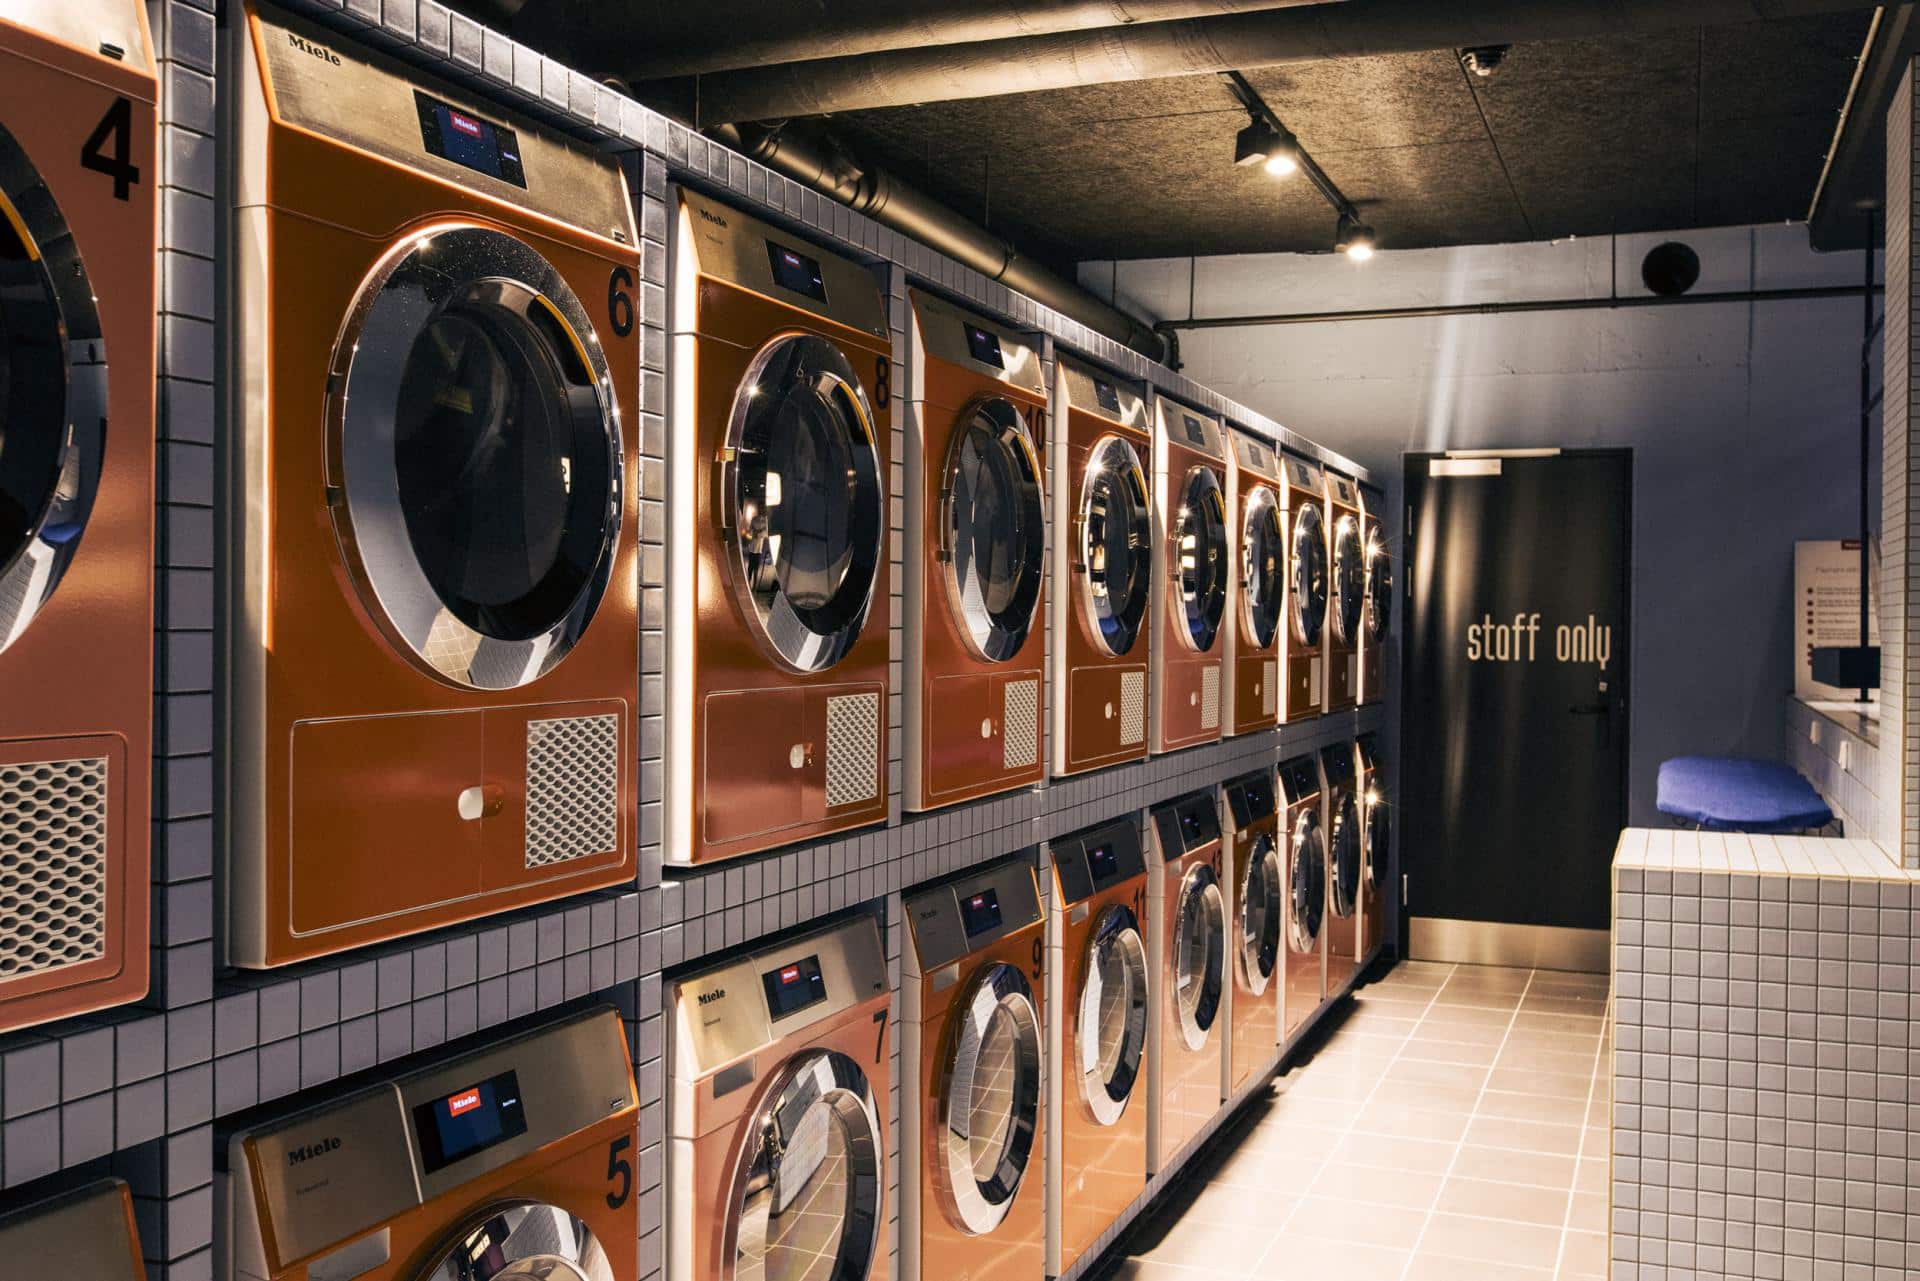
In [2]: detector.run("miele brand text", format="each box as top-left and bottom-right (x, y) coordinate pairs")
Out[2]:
(285, 1135), (341, 1166)
(1465, 612), (1612, 668)
(697, 206), (728, 229)
(697, 988), (726, 1006)
(284, 32), (341, 66)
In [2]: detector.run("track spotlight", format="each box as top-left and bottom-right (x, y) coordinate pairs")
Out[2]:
(1233, 117), (1298, 177)
(1336, 213), (1376, 261)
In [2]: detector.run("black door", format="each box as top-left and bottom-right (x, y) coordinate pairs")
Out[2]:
(1401, 450), (1631, 943)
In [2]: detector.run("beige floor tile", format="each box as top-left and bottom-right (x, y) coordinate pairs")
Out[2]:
(1464, 1115), (1585, 1156)
(1434, 1175), (1572, 1225)
(1484, 1066), (1592, 1099)
(1519, 995), (1609, 1018)
(1385, 1057), (1490, 1092)
(1281, 1195), (1429, 1249)
(1509, 1010), (1607, 1036)
(1306, 1160), (1445, 1211)
(1448, 1144), (1578, 1189)
(1409, 1018), (1511, 1047)
(1566, 1193), (1608, 1232)
(1402, 1254), (1554, 1281)
(1402, 1037), (1502, 1068)
(1431, 990), (1524, 1013)
(1107, 1258), (1246, 1281)
(1476, 1089), (1591, 1127)
(1181, 1181), (1301, 1225)
(1415, 1212), (1564, 1270)
(1132, 1204), (1285, 1274)
(1255, 1230), (1410, 1280)
(1380, 1080), (1482, 1115)
(1350, 1100), (1473, 1144)
(1275, 1069), (1379, 1104)
(1572, 1158), (1608, 1199)
(1502, 1026), (1602, 1055)
(1330, 1130), (1459, 1174)
(1558, 1229), (1609, 1275)
(1493, 1045), (1601, 1077)
(1419, 1004), (1518, 1031)
(1208, 1141), (1325, 1192)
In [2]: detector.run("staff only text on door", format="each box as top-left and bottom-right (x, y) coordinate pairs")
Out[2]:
(1464, 613), (1612, 667)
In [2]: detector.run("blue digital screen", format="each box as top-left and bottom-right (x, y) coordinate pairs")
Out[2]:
(412, 1069), (527, 1173)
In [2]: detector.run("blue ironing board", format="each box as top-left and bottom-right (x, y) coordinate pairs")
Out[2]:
(1656, 756), (1833, 834)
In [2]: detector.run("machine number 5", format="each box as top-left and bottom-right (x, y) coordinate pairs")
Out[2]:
(605, 1135), (633, 1209)
(81, 97), (140, 201)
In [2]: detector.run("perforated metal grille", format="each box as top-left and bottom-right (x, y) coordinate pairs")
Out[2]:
(524, 715), (619, 868)
(1002, 680), (1039, 771)
(1262, 660), (1278, 717)
(1201, 666), (1221, 730)
(824, 692), (880, 809)
(0, 756), (108, 979)
(1119, 672), (1146, 746)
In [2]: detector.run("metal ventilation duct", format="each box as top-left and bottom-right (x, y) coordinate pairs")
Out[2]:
(665, 0), (1881, 123)
(713, 122), (1167, 361)
(504, 0), (1341, 81)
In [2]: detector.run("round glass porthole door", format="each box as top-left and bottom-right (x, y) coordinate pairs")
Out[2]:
(1239, 485), (1284, 650)
(728, 334), (885, 673)
(1171, 864), (1225, 1050)
(417, 1201), (617, 1281)
(944, 397), (1045, 662)
(941, 962), (1041, 1236)
(1290, 503), (1327, 648)
(1289, 811), (1324, 952)
(1238, 836), (1282, 996)
(1172, 466), (1227, 653)
(1365, 528), (1392, 642)
(1077, 905), (1148, 1126)
(730, 1049), (884, 1281)
(329, 225), (623, 690)
(1364, 785), (1390, 894)
(1328, 790), (1361, 919)
(1079, 435), (1152, 657)
(0, 129), (107, 654)
(1331, 513), (1364, 645)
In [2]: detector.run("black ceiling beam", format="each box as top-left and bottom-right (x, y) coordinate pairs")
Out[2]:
(1808, 2), (1918, 250)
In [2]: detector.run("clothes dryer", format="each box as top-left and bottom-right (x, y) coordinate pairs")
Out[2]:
(668, 188), (892, 865)
(225, 1007), (637, 1281)
(1224, 429), (1285, 737)
(906, 291), (1047, 812)
(1281, 455), (1327, 721)
(1357, 733), (1391, 963)
(1324, 472), (1365, 712)
(0, 0), (156, 1027)
(1049, 358), (1153, 776)
(667, 915), (891, 1281)
(1151, 399), (1228, 753)
(1044, 817), (1149, 1278)
(1277, 755), (1325, 1042)
(0, 1178), (145, 1280)
(227, 5), (639, 966)
(902, 859), (1046, 1281)
(1359, 481), (1390, 706)
(1145, 790), (1226, 1172)
(1321, 743), (1362, 996)
(1222, 769), (1282, 1097)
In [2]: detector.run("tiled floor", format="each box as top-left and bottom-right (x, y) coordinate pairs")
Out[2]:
(1104, 961), (1613, 1281)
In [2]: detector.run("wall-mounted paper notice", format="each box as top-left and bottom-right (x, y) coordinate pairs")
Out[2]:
(1795, 539), (1879, 699)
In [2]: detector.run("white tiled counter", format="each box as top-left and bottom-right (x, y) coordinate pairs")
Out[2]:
(1785, 696), (1882, 841)
(1611, 828), (1919, 1281)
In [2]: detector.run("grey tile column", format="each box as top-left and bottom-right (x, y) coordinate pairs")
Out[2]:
(1883, 64), (1916, 867)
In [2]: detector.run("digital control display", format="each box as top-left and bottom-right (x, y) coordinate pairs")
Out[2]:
(959, 888), (1003, 937)
(412, 1070), (527, 1173)
(767, 242), (829, 302)
(762, 954), (828, 1019)
(965, 324), (1005, 368)
(415, 92), (525, 188)
(1182, 413), (1207, 446)
(1178, 800), (1219, 848)
(1087, 843), (1119, 883)
(1093, 379), (1122, 415)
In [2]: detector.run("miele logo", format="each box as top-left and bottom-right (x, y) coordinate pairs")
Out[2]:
(285, 1136), (341, 1166)
(446, 1088), (482, 1117)
(697, 987), (727, 1006)
(696, 207), (729, 229)
(284, 31), (341, 66)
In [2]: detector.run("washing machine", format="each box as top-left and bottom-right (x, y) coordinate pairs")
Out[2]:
(225, 1007), (637, 1281)
(0, 0), (156, 1029)
(1277, 755), (1325, 1042)
(1049, 357), (1153, 777)
(902, 858), (1046, 1281)
(1044, 817), (1149, 1278)
(668, 187), (892, 866)
(1282, 454), (1327, 721)
(1320, 742), (1362, 996)
(1224, 429), (1284, 738)
(1145, 789), (1226, 1172)
(1222, 768), (1281, 1098)
(226, 5), (639, 968)
(1323, 471), (1364, 712)
(668, 915), (891, 1281)
(0, 1178), (145, 1280)
(1360, 481), (1391, 706)
(1151, 398), (1228, 753)
(1357, 733), (1391, 963)
(906, 290), (1047, 812)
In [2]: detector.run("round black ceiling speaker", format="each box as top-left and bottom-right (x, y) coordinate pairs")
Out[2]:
(1641, 242), (1700, 297)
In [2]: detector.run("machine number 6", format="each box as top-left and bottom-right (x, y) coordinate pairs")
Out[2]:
(605, 1135), (633, 1209)
(606, 266), (635, 338)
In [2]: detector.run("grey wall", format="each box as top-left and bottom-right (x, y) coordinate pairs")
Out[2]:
(1084, 224), (1880, 825)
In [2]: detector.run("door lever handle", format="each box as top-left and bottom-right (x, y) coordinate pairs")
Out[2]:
(1568, 703), (1609, 716)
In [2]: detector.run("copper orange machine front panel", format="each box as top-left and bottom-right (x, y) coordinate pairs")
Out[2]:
(1357, 733), (1391, 962)
(1323, 471), (1366, 712)
(1279, 754), (1327, 1043)
(1282, 453), (1330, 722)
(1223, 768), (1283, 1096)
(0, 0), (157, 1029)
(1146, 789), (1228, 1173)
(1225, 429), (1286, 738)
(1151, 397), (1229, 754)
(1322, 742), (1363, 995)
(1359, 480), (1391, 706)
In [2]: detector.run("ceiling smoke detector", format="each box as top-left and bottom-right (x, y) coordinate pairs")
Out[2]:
(1460, 45), (1510, 79)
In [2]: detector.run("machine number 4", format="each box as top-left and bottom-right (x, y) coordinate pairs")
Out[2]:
(81, 97), (141, 201)
(605, 1135), (633, 1209)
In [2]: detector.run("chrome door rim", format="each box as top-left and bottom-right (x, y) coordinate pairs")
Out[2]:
(1238, 836), (1282, 996)
(1077, 905), (1148, 1127)
(940, 962), (1042, 1236)
(414, 1200), (617, 1281)
(1078, 433), (1152, 657)
(328, 223), (624, 690)
(1171, 465), (1227, 653)
(728, 1049), (884, 1281)
(1364, 527), (1391, 642)
(1290, 502), (1327, 647)
(1289, 810), (1324, 952)
(1238, 484), (1284, 650)
(1329, 790), (1361, 919)
(1364, 786), (1390, 893)
(1331, 513), (1364, 645)
(1171, 864), (1225, 1050)
(942, 396), (1046, 662)
(0, 127), (108, 656)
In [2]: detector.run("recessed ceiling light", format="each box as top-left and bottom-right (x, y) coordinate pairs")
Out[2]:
(1337, 213), (1376, 261)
